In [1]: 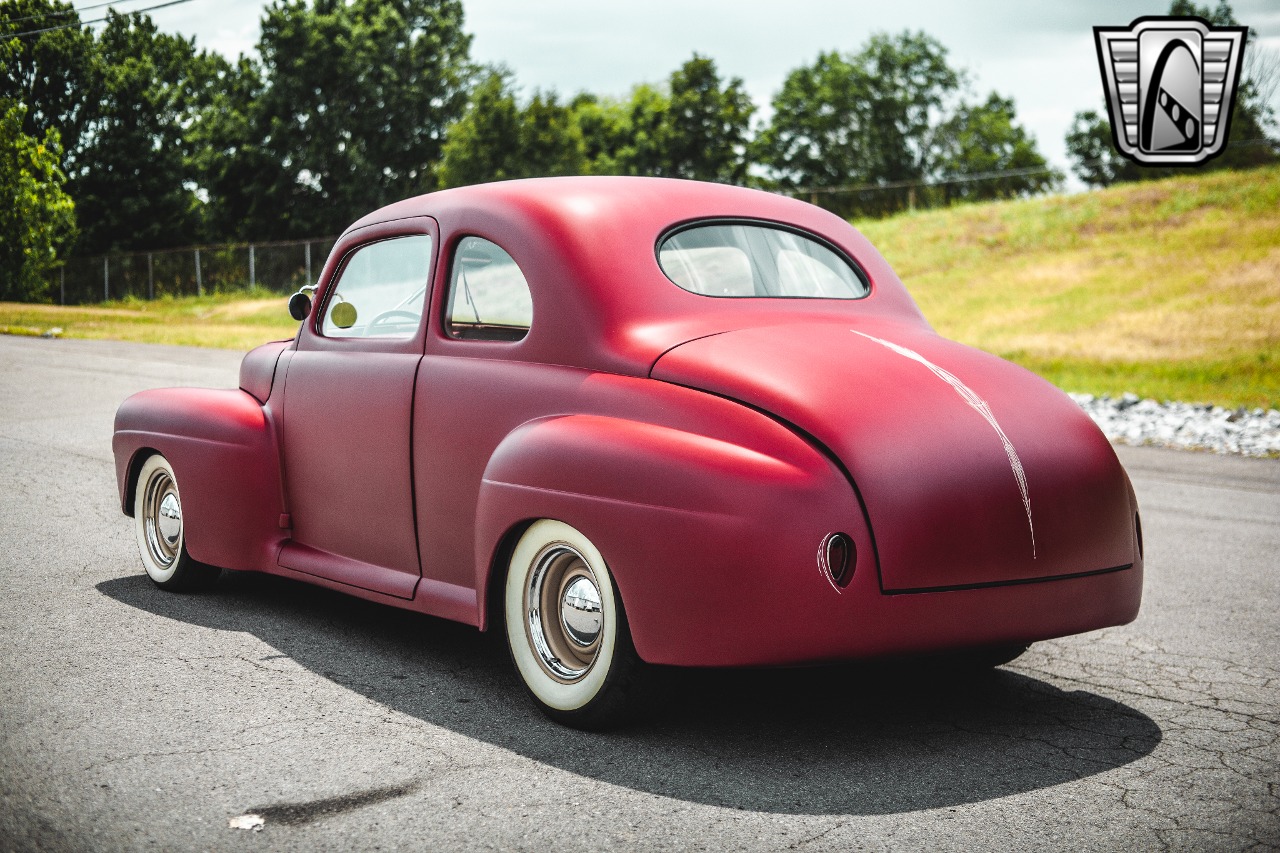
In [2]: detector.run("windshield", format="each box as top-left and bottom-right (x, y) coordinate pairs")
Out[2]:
(658, 223), (868, 299)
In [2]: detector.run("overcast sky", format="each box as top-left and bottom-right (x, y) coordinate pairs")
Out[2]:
(141, 0), (1280, 188)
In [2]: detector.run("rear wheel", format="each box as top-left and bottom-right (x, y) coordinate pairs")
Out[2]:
(133, 454), (220, 592)
(504, 519), (644, 729)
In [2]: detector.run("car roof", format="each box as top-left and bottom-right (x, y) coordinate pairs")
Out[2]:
(345, 176), (928, 376)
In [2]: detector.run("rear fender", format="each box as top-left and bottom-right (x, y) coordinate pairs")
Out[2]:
(113, 388), (286, 572)
(474, 413), (869, 664)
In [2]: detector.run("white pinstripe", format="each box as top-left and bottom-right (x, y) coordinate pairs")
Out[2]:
(853, 331), (1036, 558)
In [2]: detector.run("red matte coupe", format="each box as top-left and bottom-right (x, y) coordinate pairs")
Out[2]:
(113, 177), (1143, 728)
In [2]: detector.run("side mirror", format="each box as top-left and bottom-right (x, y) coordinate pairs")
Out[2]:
(288, 287), (316, 321)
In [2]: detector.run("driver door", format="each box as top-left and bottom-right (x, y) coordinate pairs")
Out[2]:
(276, 219), (437, 598)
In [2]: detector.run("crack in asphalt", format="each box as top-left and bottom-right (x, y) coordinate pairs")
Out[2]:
(1006, 633), (1280, 850)
(787, 819), (848, 849)
(1015, 663), (1280, 726)
(82, 734), (297, 773)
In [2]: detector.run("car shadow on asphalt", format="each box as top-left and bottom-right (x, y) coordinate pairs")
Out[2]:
(97, 570), (1162, 816)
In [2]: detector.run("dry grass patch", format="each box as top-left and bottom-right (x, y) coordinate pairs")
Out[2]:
(0, 295), (299, 351)
(856, 165), (1280, 407)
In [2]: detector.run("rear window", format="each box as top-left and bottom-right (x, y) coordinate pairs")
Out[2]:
(658, 223), (868, 299)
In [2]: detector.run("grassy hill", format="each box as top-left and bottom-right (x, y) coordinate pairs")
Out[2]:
(856, 164), (1280, 409)
(3, 166), (1277, 407)
(0, 290), (297, 352)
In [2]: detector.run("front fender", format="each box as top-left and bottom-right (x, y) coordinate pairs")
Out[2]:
(113, 388), (285, 572)
(474, 412), (871, 666)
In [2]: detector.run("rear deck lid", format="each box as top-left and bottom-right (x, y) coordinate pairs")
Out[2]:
(652, 321), (1136, 591)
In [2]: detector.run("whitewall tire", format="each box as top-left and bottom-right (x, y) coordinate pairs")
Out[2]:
(133, 454), (219, 592)
(504, 519), (643, 728)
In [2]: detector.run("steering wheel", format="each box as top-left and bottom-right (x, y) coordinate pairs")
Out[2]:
(369, 309), (421, 327)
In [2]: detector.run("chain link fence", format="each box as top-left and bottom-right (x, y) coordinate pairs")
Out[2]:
(56, 237), (340, 305)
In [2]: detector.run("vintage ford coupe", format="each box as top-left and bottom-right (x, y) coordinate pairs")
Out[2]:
(114, 177), (1143, 727)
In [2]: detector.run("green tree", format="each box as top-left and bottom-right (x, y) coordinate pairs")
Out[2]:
(186, 56), (273, 241)
(439, 71), (585, 187)
(660, 54), (754, 183)
(859, 32), (961, 188)
(518, 90), (587, 178)
(0, 0), (95, 174)
(439, 70), (521, 186)
(754, 51), (866, 195)
(252, 0), (472, 236)
(569, 56), (753, 182)
(0, 100), (75, 301)
(69, 11), (211, 253)
(757, 32), (961, 215)
(932, 94), (1060, 202)
(448, 62), (750, 188)
(569, 92), (631, 175)
(611, 83), (669, 177)
(4, 3), (226, 251)
(1064, 109), (1143, 187)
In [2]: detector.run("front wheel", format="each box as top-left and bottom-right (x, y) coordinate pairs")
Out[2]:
(133, 454), (220, 592)
(504, 519), (644, 729)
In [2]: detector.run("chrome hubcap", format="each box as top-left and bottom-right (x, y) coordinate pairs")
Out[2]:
(560, 576), (602, 647)
(525, 544), (603, 682)
(142, 468), (182, 569)
(157, 493), (182, 546)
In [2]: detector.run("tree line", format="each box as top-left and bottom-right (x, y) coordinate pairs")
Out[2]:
(2, 0), (1276, 302)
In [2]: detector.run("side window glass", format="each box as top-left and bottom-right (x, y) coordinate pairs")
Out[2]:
(445, 236), (532, 341)
(321, 234), (432, 339)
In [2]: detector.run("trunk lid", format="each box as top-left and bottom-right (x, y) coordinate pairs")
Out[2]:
(651, 320), (1135, 591)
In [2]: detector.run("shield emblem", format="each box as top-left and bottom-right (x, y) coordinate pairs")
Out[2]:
(1094, 17), (1247, 165)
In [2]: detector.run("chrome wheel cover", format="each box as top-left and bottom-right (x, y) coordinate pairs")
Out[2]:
(525, 543), (604, 683)
(141, 467), (182, 570)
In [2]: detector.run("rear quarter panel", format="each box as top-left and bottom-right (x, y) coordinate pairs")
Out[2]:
(411, 357), (872, 665)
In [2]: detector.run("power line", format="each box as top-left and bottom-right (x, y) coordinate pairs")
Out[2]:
(786, 138), (1279, 196)
(4, 0), (195, 38)
(1, 0), (155, 28)
(793, 164), (1061, 196)
(76, 0), (151, 12)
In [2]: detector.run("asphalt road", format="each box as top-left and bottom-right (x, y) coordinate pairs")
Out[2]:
(1, 335), (1277, 852)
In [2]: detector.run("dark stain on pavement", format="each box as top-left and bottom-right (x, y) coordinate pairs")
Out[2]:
(249, 781), (420, 826)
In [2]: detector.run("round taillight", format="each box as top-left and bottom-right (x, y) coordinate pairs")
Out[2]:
(821, 532), (855, 588)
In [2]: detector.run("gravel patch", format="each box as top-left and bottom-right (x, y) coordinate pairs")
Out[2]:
(1070, 392), (1280, 458)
